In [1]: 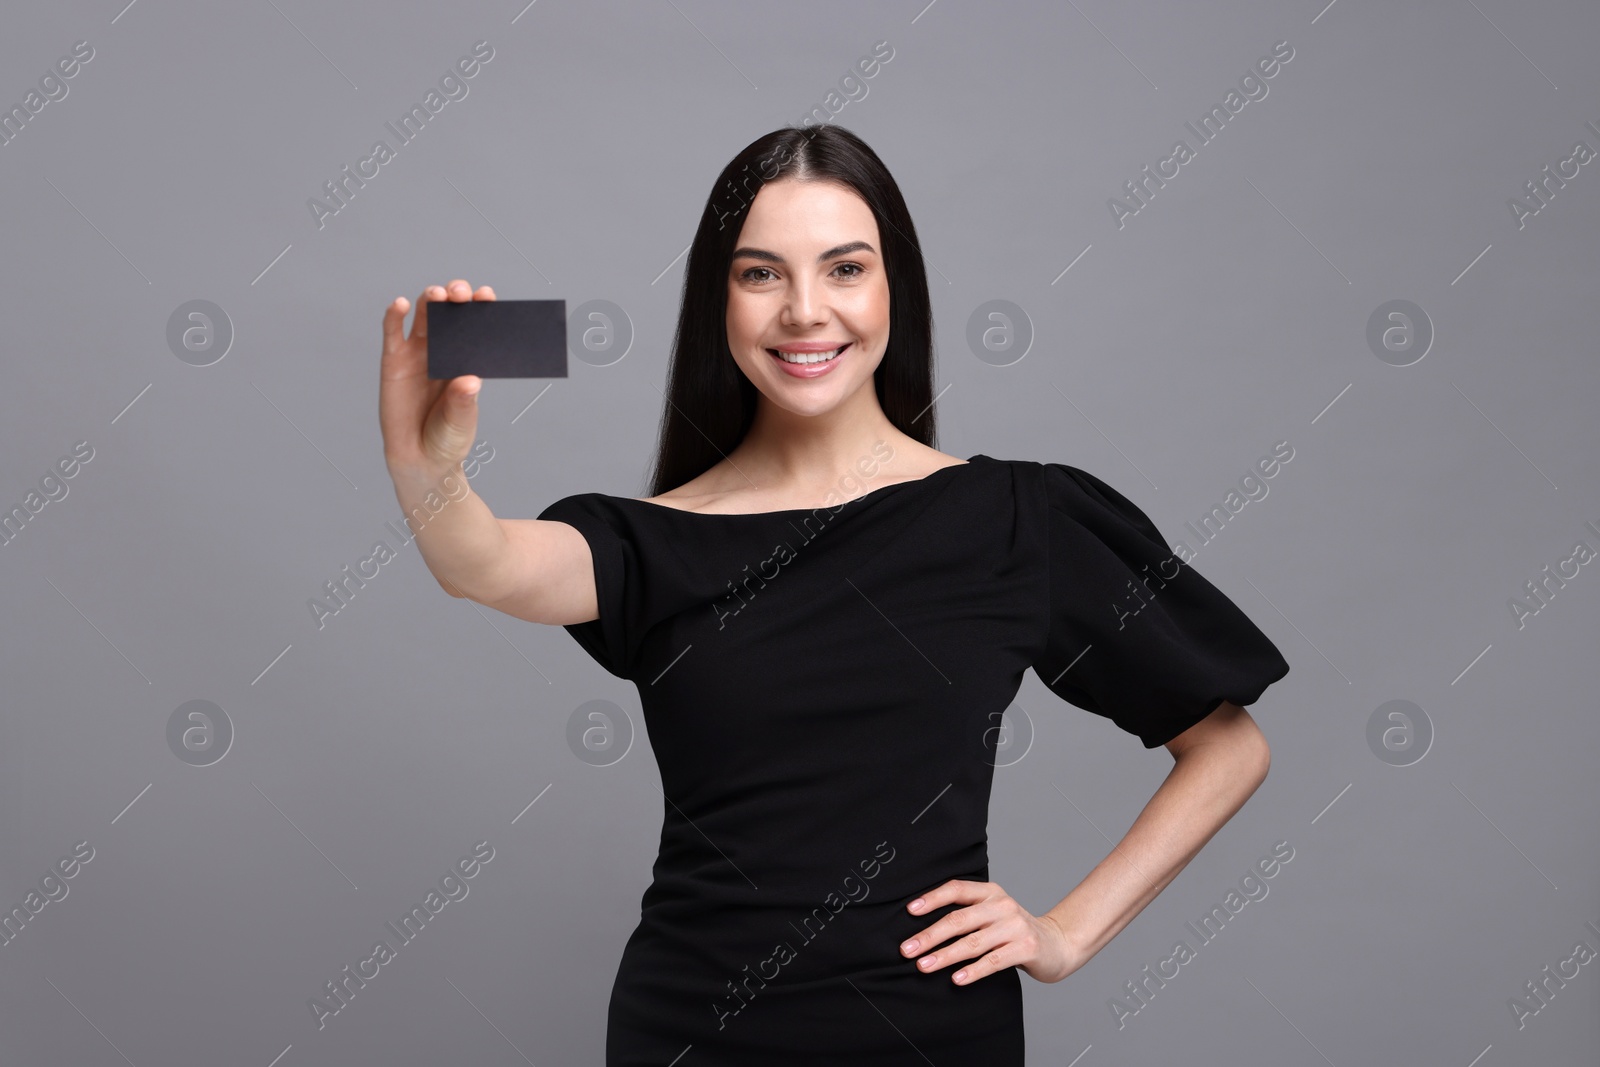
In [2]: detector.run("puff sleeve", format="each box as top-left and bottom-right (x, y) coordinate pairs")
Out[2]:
(1031, 463), (1290, 748)
(534, 494), (643, 679)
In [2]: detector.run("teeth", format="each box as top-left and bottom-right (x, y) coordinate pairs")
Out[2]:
(774, 346), (844, 364)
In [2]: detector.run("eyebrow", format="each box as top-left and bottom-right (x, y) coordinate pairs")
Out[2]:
(730, 240), (877, 264)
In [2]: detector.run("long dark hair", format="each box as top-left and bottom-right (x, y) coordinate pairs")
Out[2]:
(646, 124), (937, 497)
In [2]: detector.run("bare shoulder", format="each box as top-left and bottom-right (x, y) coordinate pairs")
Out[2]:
(887, 444), (969, 476)
(641, 477), (733, 514)
(636, 458), (747, 512)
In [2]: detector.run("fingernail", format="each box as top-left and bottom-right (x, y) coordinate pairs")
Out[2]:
(909, 898), (924, 912)
(953, 970), (967, 983)
(901, 939), (918, 954)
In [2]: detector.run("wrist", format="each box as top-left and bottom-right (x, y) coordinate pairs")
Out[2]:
(1042, 907), (1095, 967)
(387, 460), (467, 494)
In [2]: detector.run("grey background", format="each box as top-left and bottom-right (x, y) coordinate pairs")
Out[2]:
(2, 0), (1597, 1064)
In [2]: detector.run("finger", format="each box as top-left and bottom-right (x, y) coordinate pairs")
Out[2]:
(382, 295), (410, 353)
(915, 906), (1042, 984)
(381, 294), (422, 383)
(410, 284), (445, 343)
(951, 944), (1015, 985)
(907, 879), (986, 917)
(944, 908), (1039, 985)
(915, 923), (1005, 975)
(473, 284), (496, 301)
(445, 278), (473, 301)
(380, 293), (447, 465)
(904, 880), (990, 938)
(901, 899), (995, 960)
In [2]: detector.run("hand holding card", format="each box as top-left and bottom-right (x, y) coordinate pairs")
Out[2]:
(379, 280), (506, 480)
(379, 278), (523, 602)
(427, 298), (568, 380)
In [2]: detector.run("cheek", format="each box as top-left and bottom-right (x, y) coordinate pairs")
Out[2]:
(851, 283), (891, 330)
(725, 295), (763, 345)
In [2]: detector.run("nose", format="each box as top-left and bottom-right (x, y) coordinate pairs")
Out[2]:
(781, 275), (829, 328)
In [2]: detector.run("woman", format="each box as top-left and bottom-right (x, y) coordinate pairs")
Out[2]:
(379, 125), (1290, 1065)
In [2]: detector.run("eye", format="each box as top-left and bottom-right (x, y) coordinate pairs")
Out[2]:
(833, 262), (864, 278)
(740, 266), (775, 283)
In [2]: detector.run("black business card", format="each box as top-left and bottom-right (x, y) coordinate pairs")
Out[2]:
(427, 298), (568, 379)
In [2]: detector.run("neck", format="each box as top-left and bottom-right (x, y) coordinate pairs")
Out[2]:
(732, 392), (910, 490)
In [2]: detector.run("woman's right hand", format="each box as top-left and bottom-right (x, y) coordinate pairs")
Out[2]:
(378, 277), (598, 623)
(380, 279), (494, 477)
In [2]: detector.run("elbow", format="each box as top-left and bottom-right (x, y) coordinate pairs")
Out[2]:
(1235, 718), (1270, 787)
(1228, 704), (1271, 785)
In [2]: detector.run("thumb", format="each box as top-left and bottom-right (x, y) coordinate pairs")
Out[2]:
(422, 376), (482, 467)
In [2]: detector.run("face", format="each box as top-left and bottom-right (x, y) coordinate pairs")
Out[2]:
(724, 179), (889, 417)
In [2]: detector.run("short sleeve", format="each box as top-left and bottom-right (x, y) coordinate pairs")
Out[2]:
(535, 494), (642, 679)
(1032, 463), (1290, 748)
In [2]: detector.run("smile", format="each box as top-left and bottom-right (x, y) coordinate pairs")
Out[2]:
(767, 342), (851, 365)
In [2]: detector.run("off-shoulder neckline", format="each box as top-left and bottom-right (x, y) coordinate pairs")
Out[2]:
(608, 454), (991, 517)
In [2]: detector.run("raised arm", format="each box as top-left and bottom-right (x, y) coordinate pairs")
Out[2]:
(379, 279), (598, 626)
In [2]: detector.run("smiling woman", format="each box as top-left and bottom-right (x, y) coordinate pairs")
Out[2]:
(380, 123), (1290, 1067)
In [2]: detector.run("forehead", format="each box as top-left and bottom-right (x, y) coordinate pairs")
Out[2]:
(736, 179), (879, 248)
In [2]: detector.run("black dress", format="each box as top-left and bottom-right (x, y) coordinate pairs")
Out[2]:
(536, 454), (1290, 1066)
